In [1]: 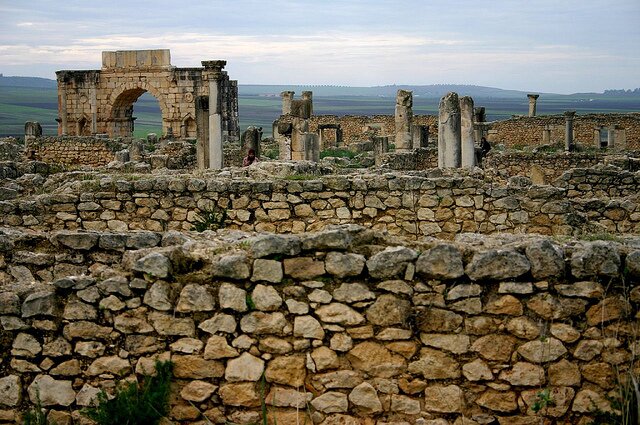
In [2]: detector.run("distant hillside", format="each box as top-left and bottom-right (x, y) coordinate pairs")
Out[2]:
(0, 75), (57, 89)
(1, 76), (638, 138)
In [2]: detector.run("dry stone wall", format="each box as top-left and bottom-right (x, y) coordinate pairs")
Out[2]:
(0, 226), (638, 424)
(2, 166), (640, 238)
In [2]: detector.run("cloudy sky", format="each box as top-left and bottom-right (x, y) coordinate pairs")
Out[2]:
(1, 0), (638, 93)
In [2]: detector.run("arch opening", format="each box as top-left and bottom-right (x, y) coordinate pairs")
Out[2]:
(110, 89), (163, 138)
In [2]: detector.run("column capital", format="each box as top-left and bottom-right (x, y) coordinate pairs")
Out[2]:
(201, 60), (227, 71)
(564, 110), (576, 119)
(527, 93), (540, 100)
(280, 91), (295, 98)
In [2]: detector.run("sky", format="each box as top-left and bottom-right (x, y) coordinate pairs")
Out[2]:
(0, 0), (638, 94)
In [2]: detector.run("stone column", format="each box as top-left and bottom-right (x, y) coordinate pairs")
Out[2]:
(59, 85), (68, 135)
(438, 92), (462, 168)
(373, 136), (389, 166)
(301, 91), (313, 116)
(202, 60), (227, 169)
(473, 107), (485, 142)
(241, 126), (261, 158)
(90, 87), (97, 134)
(542, 125), (551, 145)
(395, 90), (413, 152)
(281, 91), (295, 115)
(303, 133), (320, 162)
(564, 111), (576, 151)
(527, 94), (540, 117)
(412, 125), (429, 149)
(24, 122), (42, 142)
(607, 125), (616, 149)
(594, 127), (602, 148)
(460, 96), (476, 168)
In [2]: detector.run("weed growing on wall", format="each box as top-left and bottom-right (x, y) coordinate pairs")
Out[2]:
(83, 360), (173, 425)
(192, 206), (227, 232)
(23, 391), (53, 425)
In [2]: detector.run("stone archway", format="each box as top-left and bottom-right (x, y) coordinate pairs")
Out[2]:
(106, 83), (170, 137)
(56, 49), (239, 169)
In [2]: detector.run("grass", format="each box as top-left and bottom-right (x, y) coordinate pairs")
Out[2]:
(83, 360), (173, 425)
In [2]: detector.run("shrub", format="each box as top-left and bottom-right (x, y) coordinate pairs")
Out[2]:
(83, 361), (173, 425)
(192, 206), (227, 232)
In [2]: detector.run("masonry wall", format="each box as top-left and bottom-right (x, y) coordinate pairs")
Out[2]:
(2, 167), (640, 238)
(0, 227), (638, 424)
(27, 137), (122, 167)
(307, 115), (439, 146)
(487, 113), (640, 149)
(304, 113), (640, 150)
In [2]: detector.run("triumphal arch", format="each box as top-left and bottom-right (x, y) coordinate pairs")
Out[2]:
(55, 49), (239, 168)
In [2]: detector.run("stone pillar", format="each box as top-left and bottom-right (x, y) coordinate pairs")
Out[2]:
(303, 133), (320, 162)
(24, 122), (42, 142)
(564, 111), (576, 151)
(438, 92), (462, 168)
(473, 107), (486, 143)
(59, 85), (68, 135)
(202, 60), (227, 169)
(460, 96), (476, 168)
(607, 125), (616, 149)
(291, 118), (309, 160)
(241, 126), (261, 158)
(394, 90), (413, 152)
(542, 125), (551, 145)
(594, 127), (603, 148)
(90, 87), (98, 134)
(373, 136), (389, 166)
(130, 140), (144, 161)
(301, 91), (313, 116)
(527, 94), (539, 117)
(412, 125), (429, 149)
(281, 91), (295, 115)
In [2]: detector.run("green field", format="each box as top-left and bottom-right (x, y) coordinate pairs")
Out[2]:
(1, 81), (639, 139)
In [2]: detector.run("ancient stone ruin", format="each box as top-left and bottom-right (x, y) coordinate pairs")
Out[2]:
(0, 51), (639, 425)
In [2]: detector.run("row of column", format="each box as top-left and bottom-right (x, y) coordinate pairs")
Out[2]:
(438, 92), (476, 169)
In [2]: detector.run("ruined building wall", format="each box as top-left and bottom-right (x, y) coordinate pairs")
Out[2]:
(26, 137), (123, 167)
(487, 113), (640, 149)
(0, 227), (638, 424)
(2, 167), (640, 238)
(306, 115), (438, 146)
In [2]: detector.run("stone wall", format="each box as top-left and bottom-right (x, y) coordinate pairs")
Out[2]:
(307, 115), (439, 146)
(2, 166), (640, 238)
(305, 113), (640, 151)
(0, 226), (638, 424)
(27, 137), (123, 167)
(487, 113), (640, 149)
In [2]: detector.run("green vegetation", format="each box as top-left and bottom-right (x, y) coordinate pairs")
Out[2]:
(319, 148), (356, 159)
(531, 388), (554, 414)
(23, 391), (53, 425)
(191, 206), (228, 232)
(83, 360), (173, 425)
(589, 371), (639, 425)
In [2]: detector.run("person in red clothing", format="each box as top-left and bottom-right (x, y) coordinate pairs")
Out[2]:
(243, 148), (258, 166)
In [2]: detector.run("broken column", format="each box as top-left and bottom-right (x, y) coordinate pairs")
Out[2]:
(281, 91), (295, 115)
(301, 91), (313, 116)
(412, 125), (429, 149)
(395, 90), (413, 152)
(373, 136), (389, 166)
(438, 92), (462, 168)
(460, 96), (476, 168)
(241, 126), (262, 158)
(527, 94), (539, 117)
(607, 125), (616, 149)
(24, 122), (42, 142)
(202, 60), (227, 169)
(564, 111), (576, 151)
(542, 125), (551, 145)
(473, 107), (485, 142)
(303, 133), (320, 162)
